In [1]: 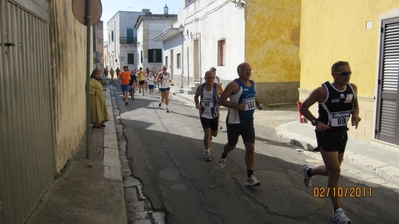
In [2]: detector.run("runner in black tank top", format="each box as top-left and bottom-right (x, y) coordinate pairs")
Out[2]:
(299, 61), (361, 224)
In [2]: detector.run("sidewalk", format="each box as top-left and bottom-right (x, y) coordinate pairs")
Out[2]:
(26, 81), (166, 224)
(26, 84), (127, 223)
(170, 86), (399, 187)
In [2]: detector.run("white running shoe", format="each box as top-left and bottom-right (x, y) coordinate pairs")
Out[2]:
(246, 175), (261, 186)
(331, 208), (352, 224)
(219, 154), (226, 169)
(204, 150), (211, 161)
(302, 164), (313, 188)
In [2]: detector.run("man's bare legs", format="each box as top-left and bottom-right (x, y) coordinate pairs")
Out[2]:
(309, 149), (343, 209)
(244, 142), (255, 171)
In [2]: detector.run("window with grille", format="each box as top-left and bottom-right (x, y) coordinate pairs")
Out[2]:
(148, 49), (162, 63)
(127, 53), (134, 64)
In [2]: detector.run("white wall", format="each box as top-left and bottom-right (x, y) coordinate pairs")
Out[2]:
(180, 0), (245, 84)
(164, 34), (184, 78)
(107, 11), (144, 70)
(137, 17), (177, 72)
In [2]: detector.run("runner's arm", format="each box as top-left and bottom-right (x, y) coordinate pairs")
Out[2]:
(194, 85), (202, 109)
(350, 83), (361, 128)
(218, 81), (245, 111)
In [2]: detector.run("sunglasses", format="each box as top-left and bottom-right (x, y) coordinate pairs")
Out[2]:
(334, 71), (352, 76)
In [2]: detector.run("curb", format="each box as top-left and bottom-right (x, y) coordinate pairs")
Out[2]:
(107, 84), (167, 224)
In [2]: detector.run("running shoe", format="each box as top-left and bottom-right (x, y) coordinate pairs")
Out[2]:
(204, 150), (211, 161)
(331, 208), (352, 224)
(219, 154), (226, 169)
(246, 175), (261, 186)
(302, 164), (313, 188)
(159, 102), (162, 107)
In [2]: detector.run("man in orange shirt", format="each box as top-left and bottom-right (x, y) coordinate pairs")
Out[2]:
(119, 66), (131, 105)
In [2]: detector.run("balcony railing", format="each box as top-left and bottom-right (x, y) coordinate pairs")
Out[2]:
(120, 37), (137, 44)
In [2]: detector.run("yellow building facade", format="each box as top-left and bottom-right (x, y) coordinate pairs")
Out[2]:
(245, 0), (302, 106)
(299, 1), (399, 147)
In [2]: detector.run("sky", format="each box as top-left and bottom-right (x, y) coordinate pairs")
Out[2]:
(100, 0), (182, 41)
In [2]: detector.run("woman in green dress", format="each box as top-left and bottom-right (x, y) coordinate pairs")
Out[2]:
(90, 69), (109, 128)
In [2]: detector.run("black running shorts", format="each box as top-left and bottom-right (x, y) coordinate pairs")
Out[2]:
(200, 117), (219, 131)
(226, 120), (255, 146)
(315, 128), (348, 154)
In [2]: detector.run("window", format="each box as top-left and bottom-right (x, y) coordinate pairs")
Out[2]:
(165, 56), (168, 67)
(140, 50), (143, 63)
(177, 53), (181, 68)
(127, 28), (134, 44)
(218, 39), (226, 66)
(127, 53), (134, 64)
(111, 31), (114, 42)
(148, 49), (162, 63)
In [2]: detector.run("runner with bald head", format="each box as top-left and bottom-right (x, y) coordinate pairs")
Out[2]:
(218, 62), (263, 186)
(194, 71), (223, 161)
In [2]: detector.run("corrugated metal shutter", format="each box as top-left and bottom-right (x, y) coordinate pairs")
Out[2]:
(0, 0), (55, 223)
(376, 17), (399, 144)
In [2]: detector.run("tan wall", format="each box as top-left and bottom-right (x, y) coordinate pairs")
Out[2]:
(49, 0), (89, 172)
(300, 1), (399, 141)
(245, 0), (301, 105)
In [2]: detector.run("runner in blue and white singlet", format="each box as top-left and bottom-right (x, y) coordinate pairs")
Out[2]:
(226, 79), (256, 124)
(194, 71), (223, 161)
(199, 83), (219, 119)
(218, 62), (263, 187)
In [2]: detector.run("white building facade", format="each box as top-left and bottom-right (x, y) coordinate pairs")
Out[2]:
(135, 13), (178, 73)
(154, 27), (183, 86)
(156, 0), (246, 88)
(107, 11), (144, 71)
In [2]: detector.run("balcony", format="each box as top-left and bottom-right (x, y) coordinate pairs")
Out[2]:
(120, 37), (137, 44)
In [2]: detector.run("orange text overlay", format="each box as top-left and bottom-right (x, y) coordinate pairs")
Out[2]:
(313, 187), (372, 198)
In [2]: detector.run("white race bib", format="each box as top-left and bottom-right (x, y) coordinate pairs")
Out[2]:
(330, 111), (351, 127)
(243, 97), (256, 111)
(201, 98), (214, 108)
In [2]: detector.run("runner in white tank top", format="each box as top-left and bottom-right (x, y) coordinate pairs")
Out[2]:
(156, 65), (171, 112)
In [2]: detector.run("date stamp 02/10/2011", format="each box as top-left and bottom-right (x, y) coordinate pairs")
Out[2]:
(313, 187), (373, 198)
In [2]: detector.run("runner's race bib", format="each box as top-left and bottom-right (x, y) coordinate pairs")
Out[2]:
(243, 97), (256, 111)
(331, 110), (351, 127)
(201, 98), (214, 108)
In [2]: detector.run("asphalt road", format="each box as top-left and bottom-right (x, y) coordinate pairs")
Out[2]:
(111, 82), (399, 224)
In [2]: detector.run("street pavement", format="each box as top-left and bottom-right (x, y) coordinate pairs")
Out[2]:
(25, 80), (399, 223)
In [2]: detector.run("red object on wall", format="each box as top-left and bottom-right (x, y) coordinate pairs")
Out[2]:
(297, 101), (307, 123)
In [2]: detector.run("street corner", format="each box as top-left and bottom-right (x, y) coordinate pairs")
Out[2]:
(234, 170), (325, 217)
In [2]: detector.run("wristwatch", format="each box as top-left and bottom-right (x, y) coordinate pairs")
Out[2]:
(311, 119), (318, 126)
